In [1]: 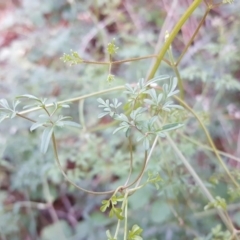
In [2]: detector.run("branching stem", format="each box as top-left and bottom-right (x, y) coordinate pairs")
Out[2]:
(147, 0), (202, 80)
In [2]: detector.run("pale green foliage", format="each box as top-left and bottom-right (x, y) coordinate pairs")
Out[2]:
(0, 99), (20, 122)
(147, 171), (162, 190)
(12, 94), (81, 153)
(1, 1), (240, 239)
(98, 76), (184, 150)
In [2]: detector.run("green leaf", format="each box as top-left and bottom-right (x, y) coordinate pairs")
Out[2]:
(97, 98), (108, 106)
(58, 120), (81, 129)
(100, 200), (110, 212)
(98, 112), (110, 118)
(41, 127), (54, 154)
(16, 94), (40, 101)
(113, 207), (124, 220)
(145, 75), (169, 87)
(30, 121), (45, 131)
(113, 125), (129, 134)
(0, 99), (10, 109)
(114, 113), (129, 122)
(128, 225), (143, 240)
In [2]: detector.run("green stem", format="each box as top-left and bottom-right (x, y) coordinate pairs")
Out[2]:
(114, 220), (121, 239)
(124, 137), (133, 186)
(176, 9), (210, 66)
(16, 113), (36, 123)
(51, 132), (151, 195)
(80, 55), (172, 66)
(131, 136), (158, 191)
(174, 95), (240, 190)
(19, 86), (125, 115)
(123, 192), (129, 240)
(167, 48), (185, 100)
(147, 0), (202, 80)
(166, 133), (234, 233)
(179, 133), (240, 163)
(51, 132), (116, 195)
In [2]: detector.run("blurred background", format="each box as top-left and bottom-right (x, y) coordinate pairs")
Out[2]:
(0, 0), (240, 239)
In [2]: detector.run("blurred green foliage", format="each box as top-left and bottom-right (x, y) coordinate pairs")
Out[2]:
(1, 0), (240, 239)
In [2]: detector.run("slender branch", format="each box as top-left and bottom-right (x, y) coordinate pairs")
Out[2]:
(131, 136), (159, 190)
(179, 133), (240, 163)
(114, 220), (121, 239)
(51, 132), (151, 195)
(16, 113), (36, 123)
(166, 134), (234, 233)
(18, 86), (125, 115)
(51, 132), (115, 195)
(176, 9), (210, 66)
(123, 191), (129, 240)
(174, 95), (240, 189)
(167, 47), (185, 100)
(124, 137), (133, 186)
(81, 55), (171, 66)
(147, 0), (202, 80)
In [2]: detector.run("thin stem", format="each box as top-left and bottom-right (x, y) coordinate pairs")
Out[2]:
(81, 55), (171, 66)
(123, 191), (129, 240)
(147, 0), (202, 80)
(124, 137), (133, 186)
(166, 133), (234, 233)
(51, 132), (151, 195)
(114, 220), (121, 239)
(51, 132), (115, 195)
(131, 136), (159, 190)
(174, 95), (240, 189)
(19, 86), (125, 115)
(176, 9), (210, 66)
(167, 48), (184, 100)
(16, 113), (36, 123)
(179, 133), (240, 163)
